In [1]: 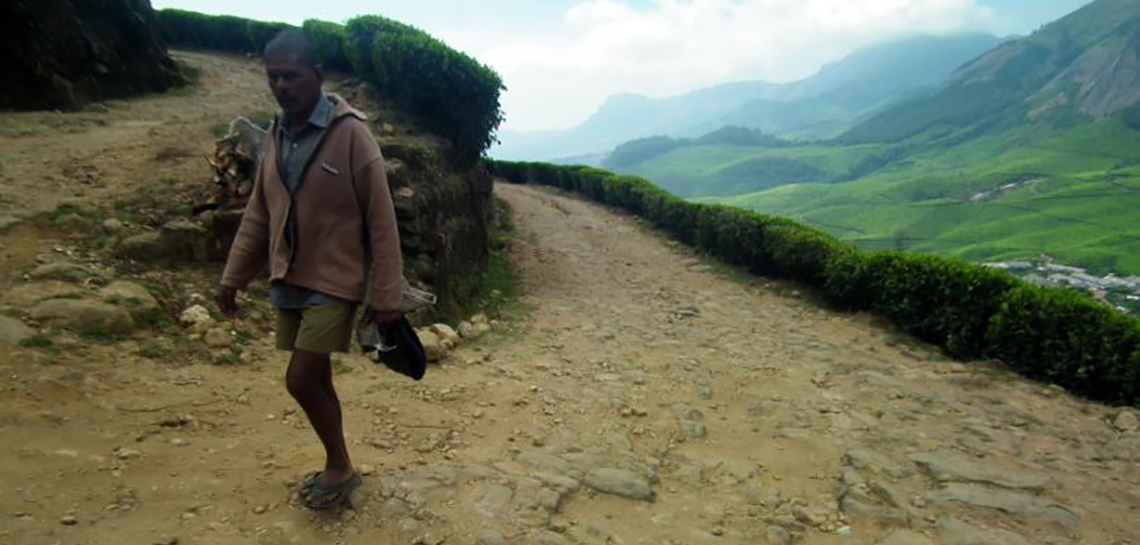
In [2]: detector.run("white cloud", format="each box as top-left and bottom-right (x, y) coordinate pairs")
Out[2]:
(443, 0), (997, 131)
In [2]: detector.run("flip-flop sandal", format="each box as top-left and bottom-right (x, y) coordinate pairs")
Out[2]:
(302, 473), (362, 511)
(297, 471), (323, 498)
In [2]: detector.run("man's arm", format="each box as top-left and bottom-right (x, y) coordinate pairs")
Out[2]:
(218, 162), (272, 316)
(351, 125), (403, 319)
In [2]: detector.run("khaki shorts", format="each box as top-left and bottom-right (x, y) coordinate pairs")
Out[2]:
(276, 302), (358, 354)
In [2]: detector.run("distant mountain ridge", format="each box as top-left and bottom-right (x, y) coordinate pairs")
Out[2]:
(494, 80), (779, 161)
(843, 0), (1140, 142)
(689, 33), (1008, 138)
(493, 33), (1003, 161)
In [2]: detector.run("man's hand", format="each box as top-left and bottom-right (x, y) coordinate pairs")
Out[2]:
(217, 287), (239, 319)
(372, 308), (402, 327)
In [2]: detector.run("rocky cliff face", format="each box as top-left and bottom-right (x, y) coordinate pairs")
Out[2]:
(0, 0), (184, 111)
(1053, 28), (1140, 117)
(844, 0), (1140, 142)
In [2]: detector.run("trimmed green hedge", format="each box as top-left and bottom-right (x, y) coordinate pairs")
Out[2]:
(343, 15), (504, 164)
(490, 159), (1140, 406)
(156, 9), (253, 51)
(301, 20), (351, 72)
(156, 9), (504, 166)
(988, 286), (1140, 404)
(246, 20), (294, 56)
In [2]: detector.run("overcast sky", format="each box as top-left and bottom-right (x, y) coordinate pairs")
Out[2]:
(153, 0), (1094, 131)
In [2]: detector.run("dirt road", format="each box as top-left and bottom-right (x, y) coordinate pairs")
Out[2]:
(0, 52), (1138, 545)
(0, 51), (275, 219)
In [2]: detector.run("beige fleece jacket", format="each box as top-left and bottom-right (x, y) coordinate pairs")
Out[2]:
(220, 94), (403, 311)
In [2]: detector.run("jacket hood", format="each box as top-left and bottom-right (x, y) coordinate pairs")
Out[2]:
(328, 92), (367, 122)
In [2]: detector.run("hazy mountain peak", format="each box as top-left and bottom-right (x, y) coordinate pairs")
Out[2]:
(845, 0), (1140, 143)
(494, 32), (1002, 160)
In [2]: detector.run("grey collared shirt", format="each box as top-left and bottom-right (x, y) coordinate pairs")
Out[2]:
(276, 92), (334, 194)
(268, 92), (351, 310)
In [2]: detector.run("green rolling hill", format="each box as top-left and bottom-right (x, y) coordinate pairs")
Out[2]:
(612, 0), (1140, 275)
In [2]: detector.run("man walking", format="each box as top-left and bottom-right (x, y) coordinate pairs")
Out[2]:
(217, 30), (402, 510)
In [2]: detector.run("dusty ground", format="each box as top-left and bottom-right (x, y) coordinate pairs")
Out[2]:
(1, 52), (1139, 545)
(0, 51), (276, 219)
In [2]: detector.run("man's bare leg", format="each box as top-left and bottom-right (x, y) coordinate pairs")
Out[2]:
(286, 349), (354, 486)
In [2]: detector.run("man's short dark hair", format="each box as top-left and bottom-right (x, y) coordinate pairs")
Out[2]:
(264, 29), (320, 68)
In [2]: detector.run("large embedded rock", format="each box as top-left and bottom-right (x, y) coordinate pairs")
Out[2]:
(29, 262), (94, 283)
(936, 517), (1032, 545)
(844, 448), (912, 479)
(910, 451), (1051, 491)
(925, 483), (1079, 528)
(116, 232), (162, 258)
(30, 299), (134, 336)
(179, 305), (215, 334)
(416, 328), (449, 362)
(428, 323), (461, 349)
(0, 316), (35, 345)
(876, 530), (934, 545)
(203, 328), (233, 349)
(99, 280), (160, 320)
(116, 220), (212, 262)
(582, 468), (655, 502)
(1114, 410), (1139, 433)
(2, 281), (87, 308)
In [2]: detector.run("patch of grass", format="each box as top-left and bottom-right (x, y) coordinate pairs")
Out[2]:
(41, 202), (119, 250)
(476, 247), (529, 319)
(166, 86), (196, 98)
(232, 327), (255, 345)
(165, 61), (200, 98)
(213, 345), (244, 366)
(48, 202), (106, 224)
(137, 340), (173, 359)
(79, 329), (123, 342)
(111, 179), (208, 229)
(488, 196), (516, 248)
(436, 196), (532, 327)
(19, 334), (55, 349)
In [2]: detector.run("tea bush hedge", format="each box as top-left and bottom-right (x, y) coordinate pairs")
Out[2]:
(987, 286), (1140, 404)
(156, 9), (252, 51)
(490, 159), (1140, 406)
(157, 9), (504, 165)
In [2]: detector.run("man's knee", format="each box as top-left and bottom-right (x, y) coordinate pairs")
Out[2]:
(285, 369), (315, 401)
(286, 351), (329, 401)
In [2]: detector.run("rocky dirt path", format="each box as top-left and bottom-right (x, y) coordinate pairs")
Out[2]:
(0, 52), (1138, 545)
(2, 181), (1137, 545)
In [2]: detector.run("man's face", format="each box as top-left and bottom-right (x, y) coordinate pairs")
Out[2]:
(265, 55), (323, 117)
